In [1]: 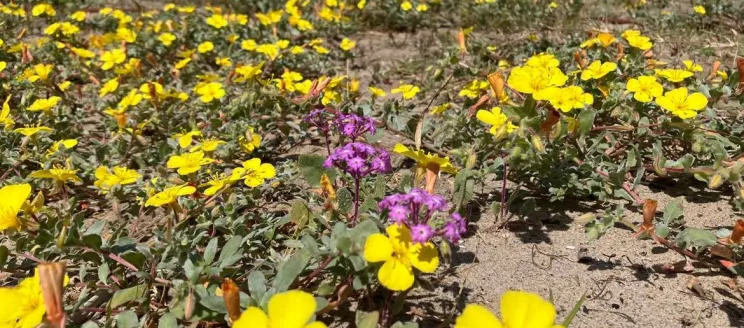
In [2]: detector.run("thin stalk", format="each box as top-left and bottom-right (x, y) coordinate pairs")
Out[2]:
(352, 177), (360, 225)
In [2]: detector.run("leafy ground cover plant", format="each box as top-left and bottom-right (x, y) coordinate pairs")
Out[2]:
(0, 0), (743, 327)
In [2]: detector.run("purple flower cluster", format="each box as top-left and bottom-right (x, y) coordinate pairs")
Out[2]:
(304, 109), (330, 133)
(324, 142), (392, 178)
(333, 113), (376, 140)
(378, 188), (467, 244)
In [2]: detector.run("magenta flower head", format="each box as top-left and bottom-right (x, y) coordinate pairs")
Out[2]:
(324, 142), (391, 178)
(378, 188), (465, 244)
(304, 109), (331, 133)
(333, 113), (377, 140)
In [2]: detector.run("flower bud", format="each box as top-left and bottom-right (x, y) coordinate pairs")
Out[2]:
(222, 279), (242, 322)
(730, 220), (744, 244)
(708, 174), (724, 189)
(531, 135), (544, 153)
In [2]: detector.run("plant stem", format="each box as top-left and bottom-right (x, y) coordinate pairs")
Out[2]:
(352, 177), (360, 225)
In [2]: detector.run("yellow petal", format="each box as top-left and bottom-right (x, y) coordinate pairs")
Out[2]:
(364, 233), (394, 263)
(454, 304), (503, 328)
(166, 155), (186, 169)
(476, 110), (498, 126)
(0, 183), (32, 215)
(233, 307), (269, 328)
(267, 290), (317, 328)
(408, 242), (439, 273)
(176, 186), (196, 196)
(242, 158), (262, 170)
(377, 258), (414, 291)
(259, 163), (276, 179)
(501, 290), (557, 328)
(686, 92), (708, 111)
(244, 175), (265, 188)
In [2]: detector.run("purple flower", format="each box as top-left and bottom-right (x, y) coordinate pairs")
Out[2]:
(333, 113), (377, 140)
(411, 224), (434, 243)
(304, 109), (330, 133)
(388, 205), (410, 224)
(442, 222), (462, 242)
(325, 142), (391, 178)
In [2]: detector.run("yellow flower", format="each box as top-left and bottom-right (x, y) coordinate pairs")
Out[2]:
(118, 89), (143, 110)
(47, 139), (78, 156)
(57, 81), (71, 92)
(234, 62), (264, 83)
(455, 291), (561, 328)
(98, 79), (119, 97)
(29, 166), (81, 183)
(656, 87), (708, 119)
(100, 48), (126, 70)
(256, 10), (283, 25)
(694, 5), (706, 15)
(546, 86), (594, 112)
(206, 14), (228, 28)
(392, 84), (421, 100)
(0, 183), (32, 231)
(145, 184), (196, 207)
(321, 90), (342, 105)
(0, 61), (6, 73)
(458, 79), (489, 99)
(26, 64), (53, 82)
(230, 158), (276, 188)
(683, 60), (703, 72)
(416, 4), (429, 11)
(579, 32), (616, 48)
(526, 53), (560, 69)
(1, 95), (14, 129)
(14, 125), (52, 137)
(364, 224), (439, 291)
(622, 29), (642, 38)
(239, 127), (262, 153)
(201, 174), (232, 196)
(27, 96), (62, 114)
(232, 290), (327, 328)
(340, 38), (356, 51)
(116, 28), (137, 43)
(313, 45), (330, 54)
(167, 151), (215, 175)
(116, 58), (140, 75)
(216, 57), (232, 67)
(0, 267), (69, 327)
(70, 11), (86, 21)
(158, 33), (176, 46)
(430, 103), (451, 115)
(581, 60), (617, 81)
(476, 107), (517, 136)
(369, 86), (387, 98)
(94, 166), (140, 192)
(174, 130), (202, 148)
(655, 68), (694, 83)
(195, 82), (226, 103)
(190, 138), (226, 153)
(394, 143), (457, 174)
(626, 76), (663, 103)
(175, 58), (192, 70)
(507, 66), (567, 100)
(32, 3), (56, 16)
(198, 41), (214, 53)
(241, 39), (257, 51)
(625, 35), (653, 51)
(256, 43), (280, 60)
(401, 1), (413, 11)
(71, 47), (95, 58)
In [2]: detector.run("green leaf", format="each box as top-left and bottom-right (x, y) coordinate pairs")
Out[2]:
(158, 313), (178, 328)
(200, 295), (227, 312)
(577, 109), (596, 135)
(289, 199), (312, 229)
(115, 310), (139, 328)
(337, 188), (353, 214)
(110, 284), (148, 309)
(81, 322), (100, 328)
(298, 154), (335, 187)
(349, 219), (379, 251)
(218, 236), (243, 263)
(561, 292), (587, 327)
(390, 321), (419, 328)
(675, 228), (717, 250)
(0, 245), (8, 268)
(98, 263), (110, 284)
(453, 169), (474, 210)
(272, 249), (311, 292)
(204, 238), (219, 265)
(662, 197), (684, 225)
(248, 271), (267, 302)
(356, 311), (380, 328)
(655, 222), (670, 238)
